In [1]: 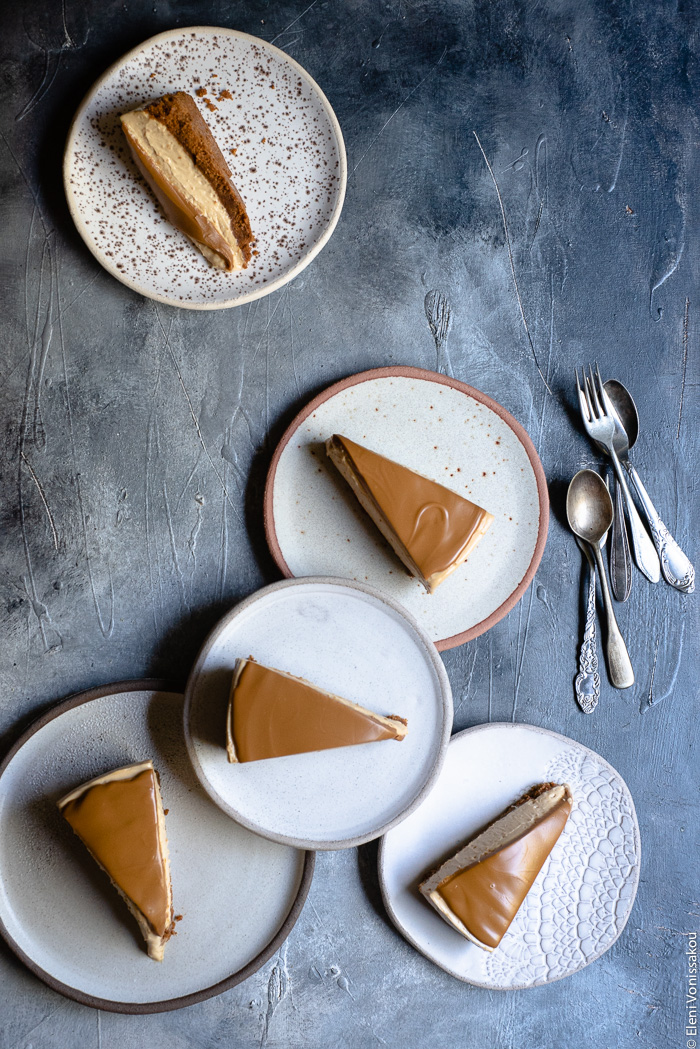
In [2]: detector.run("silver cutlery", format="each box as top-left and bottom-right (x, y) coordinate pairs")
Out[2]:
(567, 469), (635, 689)
(575, 365), (660, 584)
(609, 469), (632, 602)
(604, 379), (695, 593)
(574, 534), (602, 713)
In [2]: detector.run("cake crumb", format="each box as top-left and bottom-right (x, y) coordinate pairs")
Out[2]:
(218, 89), (233, 100)
(205, 100), (218, 111)
(195, 87), (208, 98)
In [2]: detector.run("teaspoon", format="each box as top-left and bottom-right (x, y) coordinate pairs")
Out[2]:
(567, 470), (635, 689)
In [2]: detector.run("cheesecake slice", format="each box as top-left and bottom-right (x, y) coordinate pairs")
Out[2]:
(226, 658), (407, 762)
(58, 760), (175, 961)
(325, 434), (494, 592)
(120, 91), (253, 271)
(419, 783), (572, 951)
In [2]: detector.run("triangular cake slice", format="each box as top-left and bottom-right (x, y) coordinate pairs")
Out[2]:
(120, 91), (253, 271)
(58, 760), (175, 961)
(419, 783), (572, 951)
(226, 658), (407, 762)
(325, 434), (494, 592)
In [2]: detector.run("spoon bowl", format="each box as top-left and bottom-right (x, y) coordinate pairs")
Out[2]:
(567, 470), (613, 546)
(603, 380), (639, 449)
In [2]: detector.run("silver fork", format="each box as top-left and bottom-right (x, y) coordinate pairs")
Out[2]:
(575, 365), (660, 584)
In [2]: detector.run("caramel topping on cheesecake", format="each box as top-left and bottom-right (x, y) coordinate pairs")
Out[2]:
(226, 658), (407, 763)
(420, 784), (572, 951)
(120, 91), (253, 271)
(58, 761), (174, 960)
(326, 434), (494, 591)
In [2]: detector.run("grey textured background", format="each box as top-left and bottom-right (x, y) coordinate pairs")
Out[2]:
(1, 1), (698, 1046)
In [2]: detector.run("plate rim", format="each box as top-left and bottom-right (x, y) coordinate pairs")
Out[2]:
(62, 25), (348, 311)
(0, 679), (315, 1014)
(183, 576), (453, 850)
(263, 365), (550, 650)
(377, 720), (642, 990)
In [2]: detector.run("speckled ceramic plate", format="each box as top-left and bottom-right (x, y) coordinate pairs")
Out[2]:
(378, 722), (640, 989)
(0, 682), (313, 1013)
(184, 578), (452, 850)
(63, 26), (346, 309)
(264, 367), (549, 650)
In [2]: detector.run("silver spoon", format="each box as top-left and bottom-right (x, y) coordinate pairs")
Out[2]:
(574, 535), (601, 713)
(604, 380), (695, 593)
(567, 470), (635, 689)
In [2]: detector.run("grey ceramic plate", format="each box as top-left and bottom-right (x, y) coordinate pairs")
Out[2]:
(0, 682), (313, 1013)
(63, 26), (346, 309)
(379, 722), (641, 989)
(184, 578), (452, 851)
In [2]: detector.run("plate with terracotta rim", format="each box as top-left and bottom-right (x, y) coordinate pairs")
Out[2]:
(184, 577), (452, 850)
(378, 722), (641, 990)
(264, 366), (549, 650)
(0, 681), (313, 1013)
(63, 26), (346, 310)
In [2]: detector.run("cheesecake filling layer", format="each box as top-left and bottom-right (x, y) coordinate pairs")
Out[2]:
(420, 784), (572, 950)
(227, 658), (407, 762)
(326, 435), (494, 591)
(121, 109), (245, 270)
(59, 762), (171, 939)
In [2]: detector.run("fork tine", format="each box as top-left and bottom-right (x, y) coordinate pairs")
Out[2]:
(594, 362), (609, 417)
(595, 362), (614, 415)
(575, 367), (590, 422)
(582, 368), (596, 420)
(587, 364), (602, 418)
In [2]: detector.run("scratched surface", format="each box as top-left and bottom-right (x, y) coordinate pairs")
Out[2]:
(0, 1), (697, 1046)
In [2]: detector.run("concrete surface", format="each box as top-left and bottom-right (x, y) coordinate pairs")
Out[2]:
(1, 1), (697, 1046)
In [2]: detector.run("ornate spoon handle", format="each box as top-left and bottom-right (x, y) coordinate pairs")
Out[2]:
(575, 560), (601, 713)
(625, 462), (695, 593)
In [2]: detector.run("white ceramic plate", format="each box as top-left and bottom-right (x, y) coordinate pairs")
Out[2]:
(264, 367), (549, 650)
(184, 578), (452, 850)
(0, 683), (313, 1013)
(63, 27), (346, 309)
(378, 722), (641, 989)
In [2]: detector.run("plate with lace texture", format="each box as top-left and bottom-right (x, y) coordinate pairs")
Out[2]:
(378, 722), (640, 989)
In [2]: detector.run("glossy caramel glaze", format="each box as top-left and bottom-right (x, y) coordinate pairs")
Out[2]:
(230, 659), (406, 762)
(329, 435), (493, 586)
(61, 767), (171, 937)
(436, 794), (572, 949)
